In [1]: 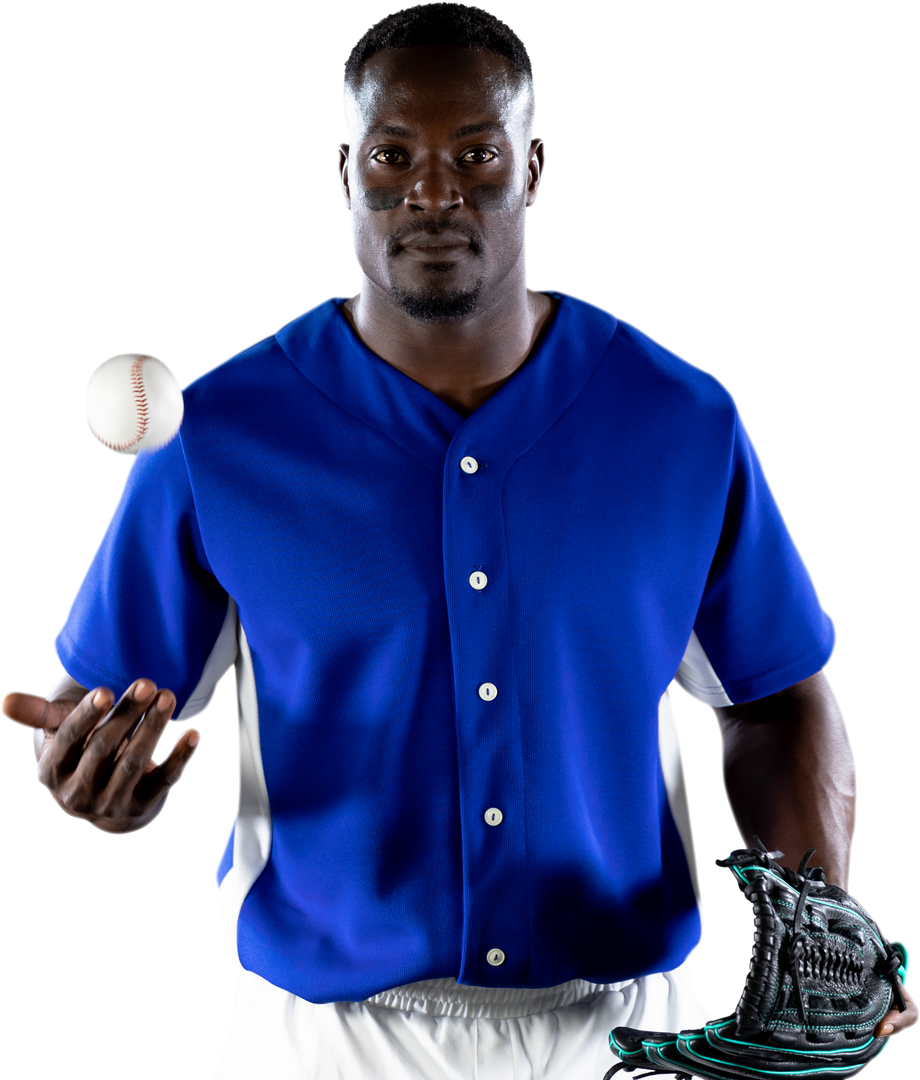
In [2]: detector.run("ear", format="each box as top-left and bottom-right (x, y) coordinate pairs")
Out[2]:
(524, 134), (546, 208)
(336, 137), (349, 208)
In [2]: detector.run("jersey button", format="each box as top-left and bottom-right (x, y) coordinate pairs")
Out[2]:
(460, 456), (479, 474)
(484, 807), (503, 826)
(487, 948), (506, 966)
(469, 570), (488, 590)
(478, 683), (498, 701)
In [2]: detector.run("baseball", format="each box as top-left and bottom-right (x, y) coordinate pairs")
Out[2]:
(85, 354), (184, 454)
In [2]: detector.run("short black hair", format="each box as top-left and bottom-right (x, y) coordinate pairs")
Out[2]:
(345, 3), (532, 92)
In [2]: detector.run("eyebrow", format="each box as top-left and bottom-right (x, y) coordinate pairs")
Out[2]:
(363, 120), (508, 140)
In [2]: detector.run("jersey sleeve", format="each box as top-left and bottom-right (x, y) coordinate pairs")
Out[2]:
(55, 436), (233, 717)
(677, 411), (835, 706)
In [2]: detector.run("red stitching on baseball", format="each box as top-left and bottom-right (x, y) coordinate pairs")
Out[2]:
(107, 354), (151, 447)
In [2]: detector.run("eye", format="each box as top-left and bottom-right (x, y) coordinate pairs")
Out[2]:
(369, 147), (496, 164)
(460, 148), (498, 164)
(369, 152), (406, 166)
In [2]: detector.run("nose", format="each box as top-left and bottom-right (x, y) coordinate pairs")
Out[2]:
(408, 158), (462, 213)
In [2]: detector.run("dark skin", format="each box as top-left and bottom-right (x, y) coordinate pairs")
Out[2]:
(717, 673), (915, 1035)
(338, 46), (554, 416)
(336, 48), (911, 1036)
(2, 45), (914, 1038)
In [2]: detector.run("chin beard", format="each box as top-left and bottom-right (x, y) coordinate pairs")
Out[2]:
(388, 274), (488, 319)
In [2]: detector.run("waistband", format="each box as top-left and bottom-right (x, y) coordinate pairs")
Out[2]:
(360, 976), (631, 1018)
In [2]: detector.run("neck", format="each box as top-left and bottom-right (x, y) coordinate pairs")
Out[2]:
(342, 266), (555, 417)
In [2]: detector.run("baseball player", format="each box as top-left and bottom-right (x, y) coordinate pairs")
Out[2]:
(4, 5), (915, 1078)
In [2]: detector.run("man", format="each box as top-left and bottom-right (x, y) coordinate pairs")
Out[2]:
(4, 4), (914, 1078)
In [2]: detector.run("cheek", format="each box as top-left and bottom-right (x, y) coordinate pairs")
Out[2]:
(468, 182), (521, 212)
(355, 177), (523, 213)
(361, 186), (405, 212)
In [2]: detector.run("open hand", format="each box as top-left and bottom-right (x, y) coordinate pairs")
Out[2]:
(3, 680), (198, 832)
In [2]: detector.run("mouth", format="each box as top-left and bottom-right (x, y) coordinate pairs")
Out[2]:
(399, 244), (470, 260)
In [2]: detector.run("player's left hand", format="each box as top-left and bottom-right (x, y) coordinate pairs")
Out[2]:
(876, 980), (918, 1037)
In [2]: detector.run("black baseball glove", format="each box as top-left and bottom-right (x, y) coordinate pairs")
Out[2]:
(605, 841), (907, 1080)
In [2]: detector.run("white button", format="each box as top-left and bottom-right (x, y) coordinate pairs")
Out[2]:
(460, 456), (479, 474)
(487, 948), (506, 966)
(484, 807), (503, 826)
(469, 571), (488, 590)
(478, 683), (498, 701)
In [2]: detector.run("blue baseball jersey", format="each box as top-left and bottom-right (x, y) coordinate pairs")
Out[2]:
(56, 294), (834, 1003)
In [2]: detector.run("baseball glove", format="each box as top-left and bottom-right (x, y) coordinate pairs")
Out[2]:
(604, 841), (908, 1080)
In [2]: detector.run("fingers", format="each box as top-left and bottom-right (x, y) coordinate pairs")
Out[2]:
(3, 692), (81, 731)
(36, 688), (114, 781)
(13, 676), (194, 831)
(134, 727), (200, 810)
(37, 682), (158, 794)
(79, 682), (168, 777)
(95, 706), (199, 831)
(79, 686), (200, 828)
(38, 679), (163, 815)
(103, 686), (177, 781)
(876, 982), (918, 1037)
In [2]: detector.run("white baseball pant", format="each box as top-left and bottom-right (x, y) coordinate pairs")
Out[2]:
(214, 964), (708, 1079)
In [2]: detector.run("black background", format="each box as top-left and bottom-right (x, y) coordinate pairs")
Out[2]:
(5, 4), (911, 1075)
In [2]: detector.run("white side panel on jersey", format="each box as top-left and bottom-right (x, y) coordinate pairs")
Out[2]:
(177, 597), (240, 720)
(217, 620), (272, 958)
(658, 688), (700, 899)
(674, 629), (734, 707)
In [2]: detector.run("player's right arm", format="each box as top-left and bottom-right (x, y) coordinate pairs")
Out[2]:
(2, 676), (198, 833)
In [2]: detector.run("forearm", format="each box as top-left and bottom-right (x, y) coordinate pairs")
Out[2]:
(715, 671), (855, 887)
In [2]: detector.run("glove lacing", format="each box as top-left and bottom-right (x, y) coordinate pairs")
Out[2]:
(880, 943), (907, 1013)
(782, 858), (814, 1024)
(604, 842), (907, 1080)
(721, 843), (906, 1023)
